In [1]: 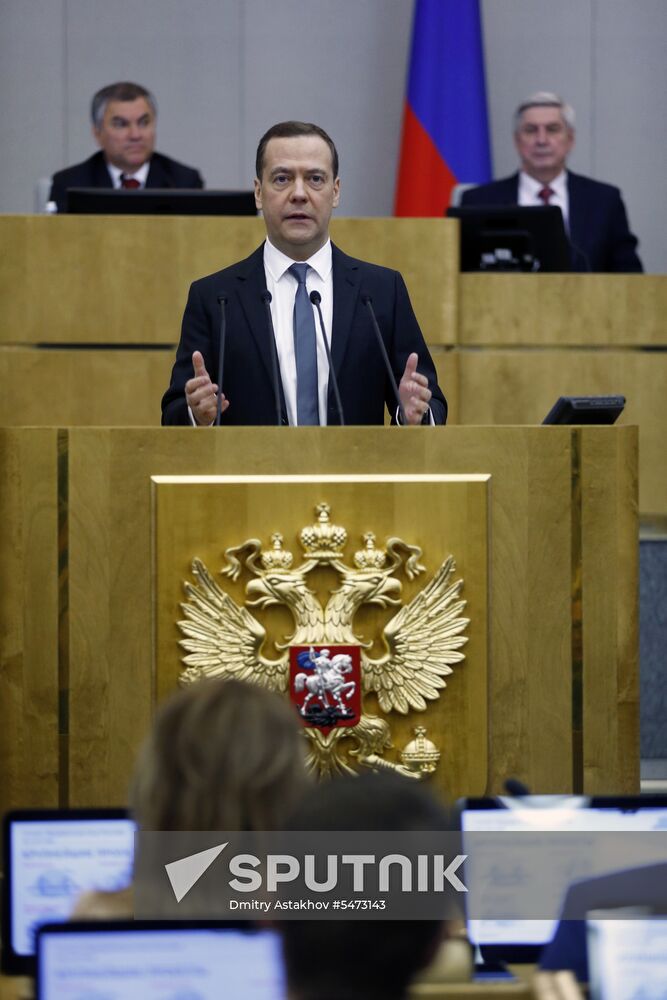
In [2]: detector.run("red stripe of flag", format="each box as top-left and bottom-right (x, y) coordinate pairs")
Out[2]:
(395, 103), (457, 216)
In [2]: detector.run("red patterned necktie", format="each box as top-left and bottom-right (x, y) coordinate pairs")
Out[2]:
(538, 186), (554, 205)
(120, 175), (140, 189)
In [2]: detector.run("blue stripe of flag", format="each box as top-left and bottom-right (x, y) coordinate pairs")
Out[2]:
(406, 0), (492, 183)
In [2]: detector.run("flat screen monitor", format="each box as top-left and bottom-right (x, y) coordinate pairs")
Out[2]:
(65, 187), (257, 215)
(36, 921), (286, 1000)
(458, 794), (667, 965)
(587, 916), (667, 1000)
(1, 808), (135, 975)
(542, 395), (626, 425)
(446, 204), (571, 272)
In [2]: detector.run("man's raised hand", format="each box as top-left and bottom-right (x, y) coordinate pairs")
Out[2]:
(185, 350), (228, 426)
(398, 353), (431, 425)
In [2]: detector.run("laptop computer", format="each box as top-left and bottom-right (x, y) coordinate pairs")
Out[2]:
(1, 807), (135, 974)
(458, 794), (667, 966)
(35, 920), (286, 1000)
(587, 915), (667, 1000)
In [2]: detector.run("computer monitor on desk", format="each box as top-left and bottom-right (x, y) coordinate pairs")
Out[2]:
(1, 808), (135, 975)
(447, 204), (571, 272)
(65, 188), (257, 215)
(459, 794), (667, 966)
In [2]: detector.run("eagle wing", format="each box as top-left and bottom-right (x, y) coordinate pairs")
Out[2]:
(177, 558), (288, 691)
(362, 555), (468, 714)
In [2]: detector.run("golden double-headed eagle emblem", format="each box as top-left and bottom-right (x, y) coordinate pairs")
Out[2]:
(177, 503), (469, 778)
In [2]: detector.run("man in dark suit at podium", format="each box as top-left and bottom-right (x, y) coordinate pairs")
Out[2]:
(49, 81), (203, 213)
(161, 120), (447, 428)
(461, 92), (643, 273)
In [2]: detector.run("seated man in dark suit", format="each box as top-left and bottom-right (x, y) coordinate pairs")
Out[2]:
(161, 120), (447, 428)
(49, 81), (203, 212)
(461, 91), (643, 272)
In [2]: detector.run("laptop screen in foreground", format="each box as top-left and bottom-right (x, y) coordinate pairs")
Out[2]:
(2, 810), (135, 973)
(37, 923), (286, 1000)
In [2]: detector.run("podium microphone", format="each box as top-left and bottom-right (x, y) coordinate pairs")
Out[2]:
(260, 290), (284, 426)
(309, 290), (345, 426)
(215, 293), (227, 427)
(361, 293), (405, 425)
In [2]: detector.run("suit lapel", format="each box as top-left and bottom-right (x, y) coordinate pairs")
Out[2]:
(146, 155), (168, 188)
(330, 244), (361, 376)
(92, 153), (114, 189)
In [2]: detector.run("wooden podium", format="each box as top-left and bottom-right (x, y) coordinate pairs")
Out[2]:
(0, 424), (638, 814)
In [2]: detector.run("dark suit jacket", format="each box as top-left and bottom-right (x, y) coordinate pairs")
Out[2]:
(461, 170), (643, 273)
(49, 150), (204, 212)
(539, 862), (667, 981)
(161, 243), (447, 427)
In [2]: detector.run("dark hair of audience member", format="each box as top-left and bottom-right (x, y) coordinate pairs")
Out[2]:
(281, 771), (455, 1000)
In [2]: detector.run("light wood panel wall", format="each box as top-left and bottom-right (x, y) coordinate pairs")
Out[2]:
(0, 429), (60, 815)
(580, 429), (639, 794)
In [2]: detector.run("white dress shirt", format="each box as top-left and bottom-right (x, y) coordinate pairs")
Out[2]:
(106, 160), (150, 189)
(263, 238), (333, 426)
(518, 170), (569, 229)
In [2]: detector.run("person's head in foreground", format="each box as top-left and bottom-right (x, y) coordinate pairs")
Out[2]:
(130, 676), (309, 831)
(280, 771), (455, 1000)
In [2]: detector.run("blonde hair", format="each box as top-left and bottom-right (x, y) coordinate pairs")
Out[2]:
(130, 678), (308, 831)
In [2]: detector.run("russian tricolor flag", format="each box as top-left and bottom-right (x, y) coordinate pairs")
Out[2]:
(395, 0), (492, 216)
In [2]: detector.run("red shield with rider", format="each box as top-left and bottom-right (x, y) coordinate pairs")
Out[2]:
(289, 645), (362, 731)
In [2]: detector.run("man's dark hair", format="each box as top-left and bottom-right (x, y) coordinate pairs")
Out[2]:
(91, 82), (157, 128)
(280, 772), (453, 1000)
(255, 121), (339, 181)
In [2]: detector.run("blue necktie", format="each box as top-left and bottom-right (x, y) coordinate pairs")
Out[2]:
(289, 263), (319, 425)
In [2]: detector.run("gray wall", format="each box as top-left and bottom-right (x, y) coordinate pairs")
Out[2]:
(0, 0), (664, 271)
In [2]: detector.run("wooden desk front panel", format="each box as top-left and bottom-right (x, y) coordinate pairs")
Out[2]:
(0, 216), (456, 348)
(459, 273), (666, 347)
(62, 426), (635, 806)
